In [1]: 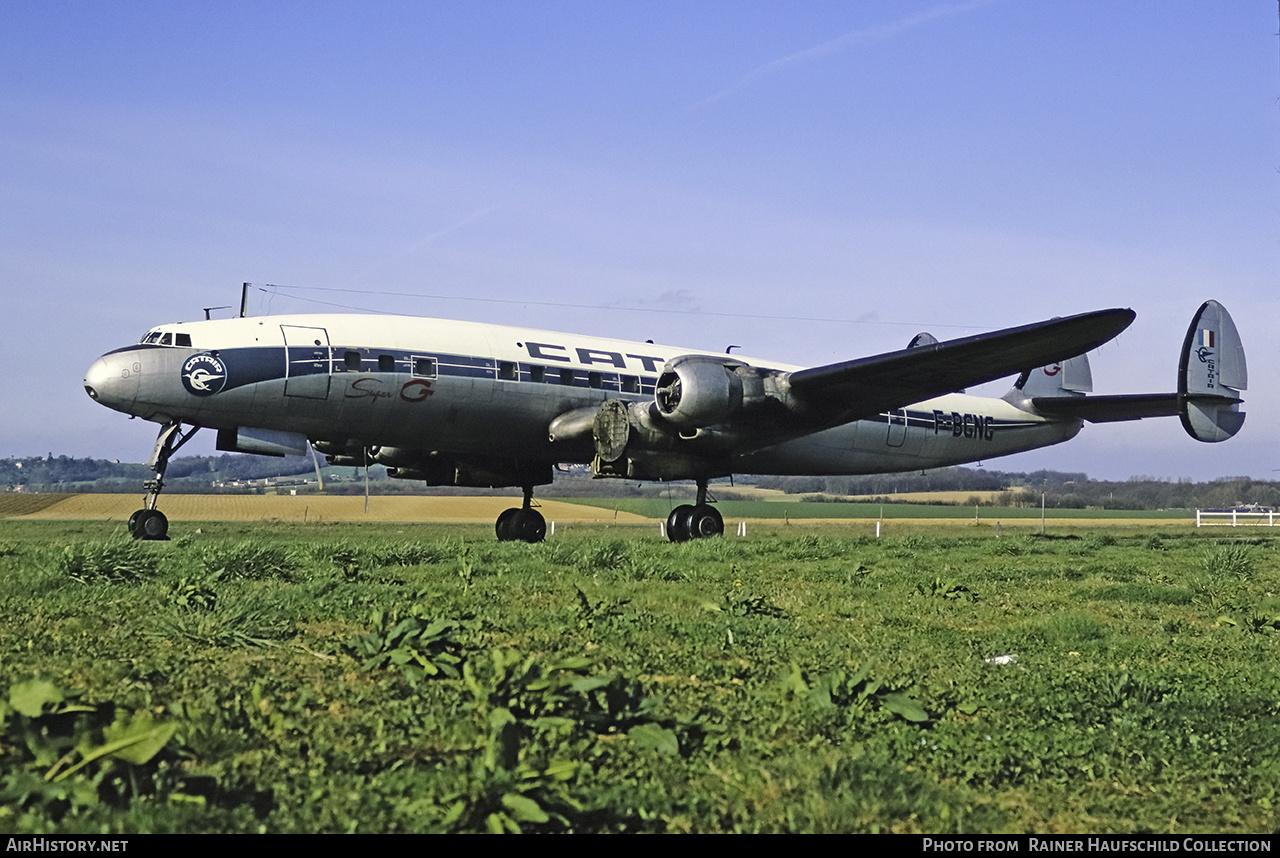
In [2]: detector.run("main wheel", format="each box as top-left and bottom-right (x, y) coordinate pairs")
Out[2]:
(514, 509), (547, 543)
(666, 504), (695, 543)
(495, 508), (521, 541)
(688, 505), (724, 539)
(139, 510), (169, 541)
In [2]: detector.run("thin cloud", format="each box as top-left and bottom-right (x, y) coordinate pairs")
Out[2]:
(361, 206), (500, 276)
(688, 0), (1003, 112)
(403, 207), (500, 253)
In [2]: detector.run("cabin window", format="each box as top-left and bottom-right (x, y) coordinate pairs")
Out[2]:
(378, 354), (395, 372)
(160, 333), (172, 346)
(412, 357), (437, 378)
(344, 351), (362, 371)
(497, 361), (516, 381)
(587, 371), (602, 389)
(529, 365), (545, 383)
(175, 333), (191, 347)
(621, 375), (639, 394)
(559, 368), (575, 386)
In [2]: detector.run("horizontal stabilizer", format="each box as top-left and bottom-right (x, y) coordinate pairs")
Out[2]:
(1029, 300), (1246, 442)
(1031, 393), (1179, 424)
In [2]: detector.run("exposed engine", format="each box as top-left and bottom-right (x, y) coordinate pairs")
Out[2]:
(653, 355), (746, 427)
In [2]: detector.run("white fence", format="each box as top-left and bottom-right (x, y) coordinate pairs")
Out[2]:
(1195, 509), (1276, 527)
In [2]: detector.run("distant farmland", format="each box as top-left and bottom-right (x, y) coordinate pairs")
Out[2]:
(4, 493), (649, 525)
(0, 492), (1202, 528)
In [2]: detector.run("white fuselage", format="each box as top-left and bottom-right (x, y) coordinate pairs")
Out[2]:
(84, 313), (1080, 478)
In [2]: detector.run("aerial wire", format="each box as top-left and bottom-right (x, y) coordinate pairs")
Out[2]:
(255, 283), (988, 332)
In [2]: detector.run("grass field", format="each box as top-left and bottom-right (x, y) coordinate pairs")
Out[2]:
(1, 518), (1277, 833)
(559, 496), (1194, 527)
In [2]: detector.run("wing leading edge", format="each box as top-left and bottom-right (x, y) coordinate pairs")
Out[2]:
(784, 308), (1137, 425)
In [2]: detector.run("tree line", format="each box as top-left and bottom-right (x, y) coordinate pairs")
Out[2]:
(4, 455), (1276, 510)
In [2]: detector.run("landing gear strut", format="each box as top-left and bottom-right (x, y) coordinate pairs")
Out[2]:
(496, 486), (546, 543)
(666, 480), (724, 543)
(128, 421), (199, 540)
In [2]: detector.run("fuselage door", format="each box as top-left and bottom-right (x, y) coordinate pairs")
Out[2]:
(886, 408), (908, 447)
(281, 325), (332, 399)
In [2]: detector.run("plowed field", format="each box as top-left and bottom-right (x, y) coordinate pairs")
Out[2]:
(9, 493), (650, 524)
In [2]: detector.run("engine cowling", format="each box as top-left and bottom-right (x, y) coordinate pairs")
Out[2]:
(654, 355), (744, 428)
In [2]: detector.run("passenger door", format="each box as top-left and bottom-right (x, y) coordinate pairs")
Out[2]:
(281, 325), (331, 399)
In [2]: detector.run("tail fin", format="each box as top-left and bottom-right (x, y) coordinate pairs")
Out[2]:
(1179, 300), (1246, 442)
(1014, 353), (1093, 399)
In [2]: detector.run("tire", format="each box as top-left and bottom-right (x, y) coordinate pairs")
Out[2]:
(688, 505), (724, 539)
(495, 508), (520, 541)
(514, 509), (547, 543)
(140, 510), (169, 540)
(666, 504), (695, 543)
(128, 509), (149, 538)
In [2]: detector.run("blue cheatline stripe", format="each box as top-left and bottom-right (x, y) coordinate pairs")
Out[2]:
(191, 344), (658, 396)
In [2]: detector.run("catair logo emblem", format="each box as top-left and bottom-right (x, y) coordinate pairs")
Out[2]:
(1196, 329), (1215, 363)
(181, 353), (227, 396)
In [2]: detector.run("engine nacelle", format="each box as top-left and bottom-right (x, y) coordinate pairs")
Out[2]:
(216, 427), (309, 458)
(370, 446), (420, 468)
(654, 355), (744, 428)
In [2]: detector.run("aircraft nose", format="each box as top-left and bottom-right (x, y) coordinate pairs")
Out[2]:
(83, 357), (110, 402)
(84, 352), (140, 413)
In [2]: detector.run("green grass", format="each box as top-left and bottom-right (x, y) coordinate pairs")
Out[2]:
(559, 497), (1193, 520)
(1, 519), (1277, 833)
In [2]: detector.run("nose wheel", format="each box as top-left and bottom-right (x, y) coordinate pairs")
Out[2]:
(129, 421), (198, 540)
(128, 508), (170, 540)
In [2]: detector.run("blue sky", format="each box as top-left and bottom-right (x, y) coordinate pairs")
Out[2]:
(2, 1), (1276, 480)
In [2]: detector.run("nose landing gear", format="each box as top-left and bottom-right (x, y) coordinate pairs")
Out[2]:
(128, 421), (199, 540)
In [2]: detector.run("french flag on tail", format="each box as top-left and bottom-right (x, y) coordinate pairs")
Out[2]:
(1198, 328), (1214, 349)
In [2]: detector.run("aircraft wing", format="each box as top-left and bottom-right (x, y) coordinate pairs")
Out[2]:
(783, 308), (1136, 424)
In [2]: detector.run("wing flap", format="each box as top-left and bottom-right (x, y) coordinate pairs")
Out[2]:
(785, 308), (1136, 422)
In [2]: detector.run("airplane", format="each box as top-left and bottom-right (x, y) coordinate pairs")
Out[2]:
(82, 299), (1246, 543)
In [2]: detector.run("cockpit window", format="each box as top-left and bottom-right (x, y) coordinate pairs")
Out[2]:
(138, 330), (192, 347)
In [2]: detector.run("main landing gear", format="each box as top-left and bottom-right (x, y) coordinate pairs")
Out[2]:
(495, 486), (546, 543)
(666, 480), (724, 543)
(128, 421), (199, 541)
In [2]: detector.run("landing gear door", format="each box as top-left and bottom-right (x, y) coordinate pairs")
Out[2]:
(281, 325), (331, 399)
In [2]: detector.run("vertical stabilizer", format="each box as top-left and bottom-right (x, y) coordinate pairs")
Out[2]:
(1179, 300), (1246, 442)
(1014, 353), (1093, 399)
